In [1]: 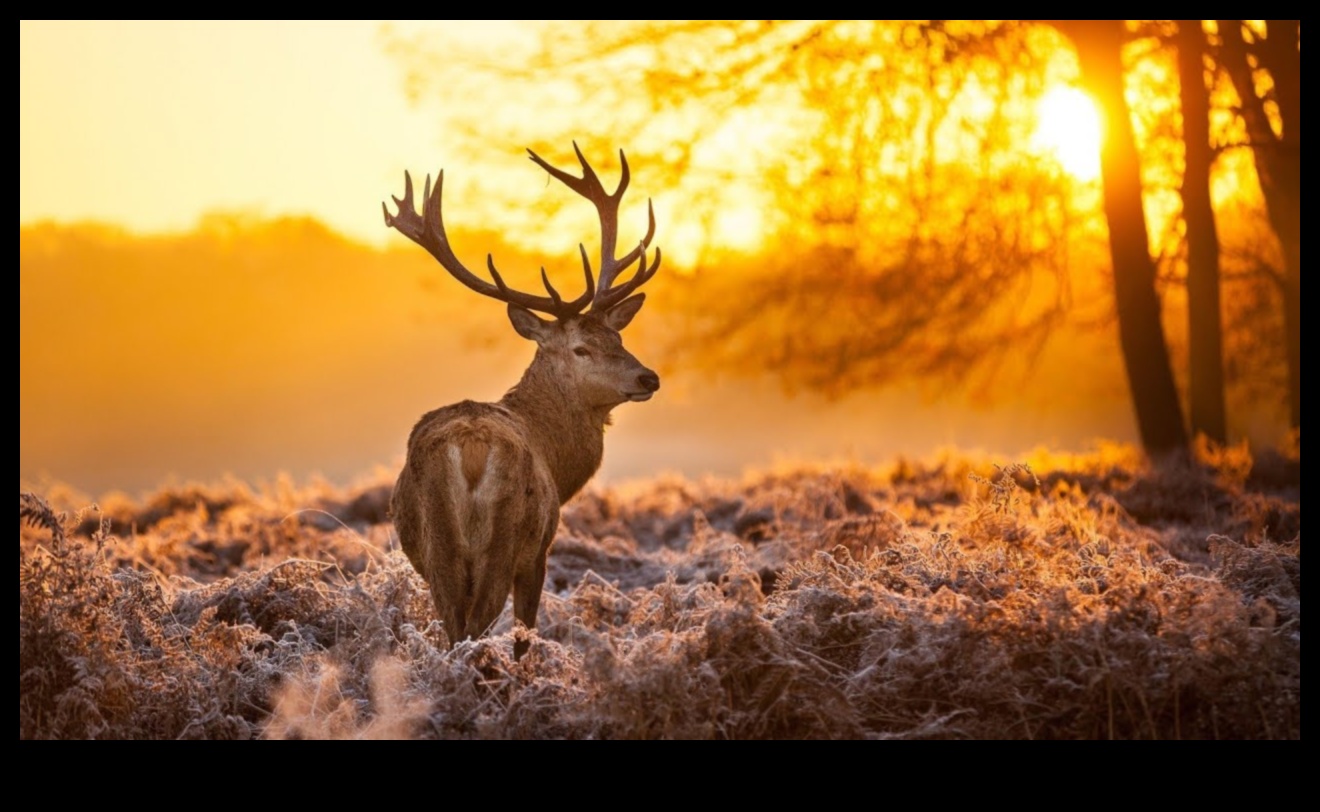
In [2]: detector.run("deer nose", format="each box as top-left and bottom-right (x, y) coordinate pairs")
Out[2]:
(638, 371), (660, 392)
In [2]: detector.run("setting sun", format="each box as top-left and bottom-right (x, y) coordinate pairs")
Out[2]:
(1032, 86), (1102, 181)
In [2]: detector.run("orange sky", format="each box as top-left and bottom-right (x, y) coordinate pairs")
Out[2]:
(21, 21), (1110, 250)
(19, 21), (528, 245)
(27, 21), (1281, 496)
(17, 20), (1135, 499)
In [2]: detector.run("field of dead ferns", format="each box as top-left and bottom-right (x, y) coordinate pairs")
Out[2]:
(20, 443), (1300, 739)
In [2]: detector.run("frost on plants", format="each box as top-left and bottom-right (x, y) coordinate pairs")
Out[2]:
(19, 445), (1300, 738)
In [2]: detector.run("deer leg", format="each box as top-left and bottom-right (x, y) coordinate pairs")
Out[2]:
(465, 553), (514, 645)
(429, 566), (469, 648)
(512, 528), (554, 659)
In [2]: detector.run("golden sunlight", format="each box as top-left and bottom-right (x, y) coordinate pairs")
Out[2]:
(1032, 86), (1102, 181)
(713, 205), (765, 252)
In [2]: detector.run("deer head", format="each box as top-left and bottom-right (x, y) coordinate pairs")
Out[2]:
(383, 142), (661, 409)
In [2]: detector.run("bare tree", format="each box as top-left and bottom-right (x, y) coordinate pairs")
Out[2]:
(1051, 21), (1187, 452)
(1216, 20), (1300, 431)
(1175, 20), (1227, 443)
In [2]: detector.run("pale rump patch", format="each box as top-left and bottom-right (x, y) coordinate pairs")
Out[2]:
(443, 445), (468, 521)
(444, 441), (496, 557)
(460, 438), (490, 492)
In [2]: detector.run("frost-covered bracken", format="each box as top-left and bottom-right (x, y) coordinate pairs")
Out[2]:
(20, 443), (1299, 739)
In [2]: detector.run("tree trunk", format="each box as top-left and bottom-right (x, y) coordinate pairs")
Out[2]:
(1062, 21), (1189, 453)
(1218, 20), (1300, 431)
(1177, 20), (1227, 443)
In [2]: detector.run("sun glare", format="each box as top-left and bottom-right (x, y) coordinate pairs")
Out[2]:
(714, 205), (765, 252)
(1032, 86), (1102, 181)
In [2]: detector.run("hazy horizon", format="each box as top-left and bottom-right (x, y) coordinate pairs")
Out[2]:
(21, 21), (1296, 497)
(20, 217), (1156, 500)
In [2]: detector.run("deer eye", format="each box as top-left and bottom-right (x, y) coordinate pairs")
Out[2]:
(573, 347), (591, 358)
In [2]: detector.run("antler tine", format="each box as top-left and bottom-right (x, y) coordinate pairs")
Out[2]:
(382, 170), (418, 236)
(540, 268), (563, 309)
(603, 198), (656, 291)
(526, 141), (614, 200)
(594, 245), (663, 312)
(578, 244), (598, 302)
(614, 148), (630, 200)
(572, 141), (604, 197)
(383, 168), (592, 319)
(527, 144), (660, 314)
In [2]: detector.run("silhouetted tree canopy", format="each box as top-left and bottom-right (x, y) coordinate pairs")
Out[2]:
(394, 22), (1093, 391)
(390, 20), (1299, 449)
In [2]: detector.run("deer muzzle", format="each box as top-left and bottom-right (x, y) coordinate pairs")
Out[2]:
(629, 370), (660, 401)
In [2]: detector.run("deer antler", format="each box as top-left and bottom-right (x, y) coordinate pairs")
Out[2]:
(385, 143), (660, 319)
(527, 142), (662, 313)
(384, 170), (595, 319)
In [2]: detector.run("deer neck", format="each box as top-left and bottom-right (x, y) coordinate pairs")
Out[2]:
(501, 355), (610, 504)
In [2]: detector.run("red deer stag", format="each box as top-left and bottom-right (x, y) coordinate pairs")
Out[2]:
(383, 144), (661, 658)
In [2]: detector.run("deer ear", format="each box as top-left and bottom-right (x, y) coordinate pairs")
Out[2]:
(508, 304), (551, 342)
(601, 294), (646, 331)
